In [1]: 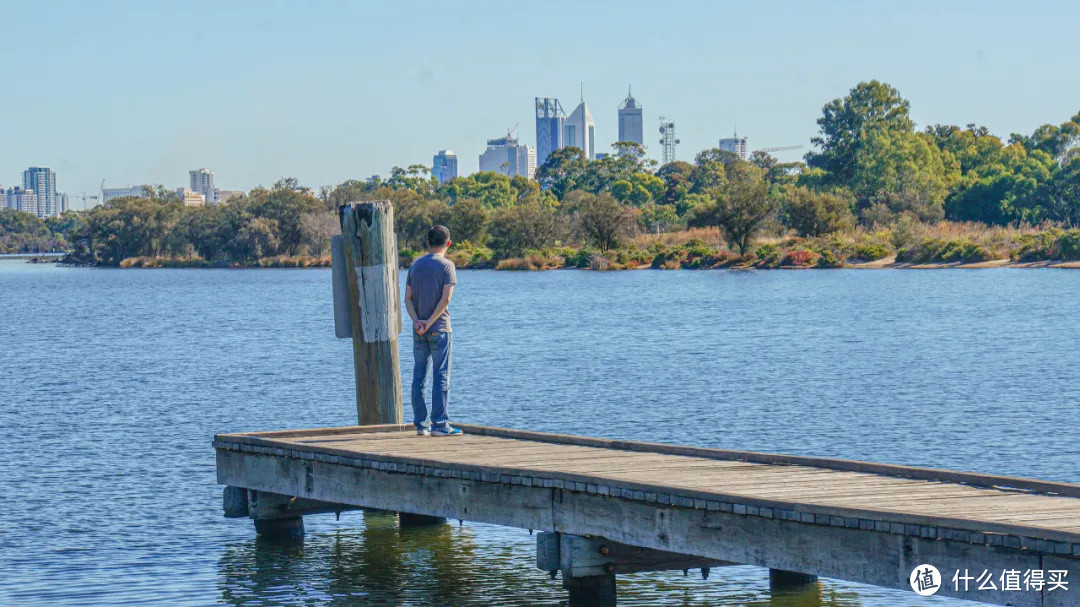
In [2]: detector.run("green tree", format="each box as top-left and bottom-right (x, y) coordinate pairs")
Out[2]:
(229, 216), (280, 260)
(387, 164), (436, 196)
(244, 181), (321, 255)
(610, 180), (633, 201)
(630, 173), (665, 202)
(945, 147), (1052, 225)
(487, 201), (567, 257)
(169, 204), (226, 259)
(0, 208), (62, 253)
(852, 128), (956, 223)
(638, 202), (680, 234)
(510, 175), (540, 202)
(326, 179), (381, 211)
(534, 146), (588, 198)
(628, 185), (651, 206)
(807, 80), (914, 186)
(780, 186), (855, 236)
(574, 193), (635, 250)
(71, 196), (182, 264)
(690, 162), (777, 254)
(446, 197), (488, 244)
(1016, 114), (1080, 161)
(656, 160), (695, 205)
(691, 149), (735, 193)
(439, 172), (516, 208)
(1040, 157), (1080, 227)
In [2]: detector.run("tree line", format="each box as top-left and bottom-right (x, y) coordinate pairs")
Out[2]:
(3, 80), (1079, 264)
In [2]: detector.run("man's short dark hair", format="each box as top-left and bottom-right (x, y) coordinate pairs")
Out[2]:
(427, 225), (450, 248)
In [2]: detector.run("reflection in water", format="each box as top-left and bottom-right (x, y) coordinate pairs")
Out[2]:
(217, 513), (873, 607)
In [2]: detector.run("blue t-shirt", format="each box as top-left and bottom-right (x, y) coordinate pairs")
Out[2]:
(406, 253), (457, 332)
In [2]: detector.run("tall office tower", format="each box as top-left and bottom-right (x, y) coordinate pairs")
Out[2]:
(432, 150), (459, 184)
(718, 136), (749, 160)
(56, 193), (68, 213)
(617, 86), (644, 147)
(564, 92), (596, 160)
(189, 168), (217, 204)
(535, 97), (565, 167)
(23, 167), (56, 216)
(478, 134), (536, 178)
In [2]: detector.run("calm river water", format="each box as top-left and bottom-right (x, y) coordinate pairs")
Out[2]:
(2, 259), (1078, 607)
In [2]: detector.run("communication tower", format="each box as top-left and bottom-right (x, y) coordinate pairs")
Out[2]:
(658, 116), (679, 164)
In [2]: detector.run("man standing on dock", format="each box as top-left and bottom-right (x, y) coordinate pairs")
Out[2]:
(405, 225), (463, 437)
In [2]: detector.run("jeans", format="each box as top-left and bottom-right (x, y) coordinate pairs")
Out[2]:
(412, 330), (451, 431)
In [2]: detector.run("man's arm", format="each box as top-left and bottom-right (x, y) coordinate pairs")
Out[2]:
(404, 284), (424, 333)
(421, 284), (454, 332)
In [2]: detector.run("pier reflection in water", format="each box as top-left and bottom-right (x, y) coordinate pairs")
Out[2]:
(217, 512), (871, 607)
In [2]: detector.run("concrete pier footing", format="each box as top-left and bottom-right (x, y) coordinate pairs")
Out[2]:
(399, 512), (447, 527)
(253, 516), (304, 540)
(769, 568), (819, 590)
(563, 573), (617, 606)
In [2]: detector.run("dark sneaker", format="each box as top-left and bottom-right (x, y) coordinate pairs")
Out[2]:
(431, 426), (463, 437)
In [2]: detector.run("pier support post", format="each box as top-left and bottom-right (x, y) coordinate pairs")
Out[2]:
(253, 516), (305, 540)
(769, 568), (818, 590)
(537, 532), (731, 605)
(563, 573), (617, 606)
(338, 200), (403, 426)
(248, 491), (306, 540)
(399, 512), (447, 527)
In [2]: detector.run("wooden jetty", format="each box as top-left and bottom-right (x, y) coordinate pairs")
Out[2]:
(216, 424), (1080, 606)
(215, 202), (1080, 606)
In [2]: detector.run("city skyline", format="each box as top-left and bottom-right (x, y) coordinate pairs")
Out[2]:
(3, 1), (1079, 199)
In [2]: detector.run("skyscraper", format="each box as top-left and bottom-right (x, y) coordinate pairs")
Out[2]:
(432, 150), (458, 184)
(564, 95), (596, 160)
(189, 168), (218, 204)
(617, 86), (643, 147)
(535, 97), (565, 168)
(718, 136), (749, 160)
(4, 187), (39, 215)
(478, 134), (536, 179)
(23, 167), (56, 217)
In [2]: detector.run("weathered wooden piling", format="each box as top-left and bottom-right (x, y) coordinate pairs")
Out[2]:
(338, 201), (445, 528)
(338, 200), (403, 426)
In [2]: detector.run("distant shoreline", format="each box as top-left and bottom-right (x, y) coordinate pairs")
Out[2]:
(36, 254), (1080, 271)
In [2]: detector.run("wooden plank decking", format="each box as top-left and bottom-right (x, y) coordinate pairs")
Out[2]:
(215, 424), (1080, 606)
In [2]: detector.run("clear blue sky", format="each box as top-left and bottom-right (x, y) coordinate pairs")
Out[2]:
(2, 0), (1078, 205)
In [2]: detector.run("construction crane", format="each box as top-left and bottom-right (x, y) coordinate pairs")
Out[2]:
(77, 192), (100, 210)
(754, 145), (803, 154)
(75, 179), (107, 211)
(507, 122), (520, 139)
